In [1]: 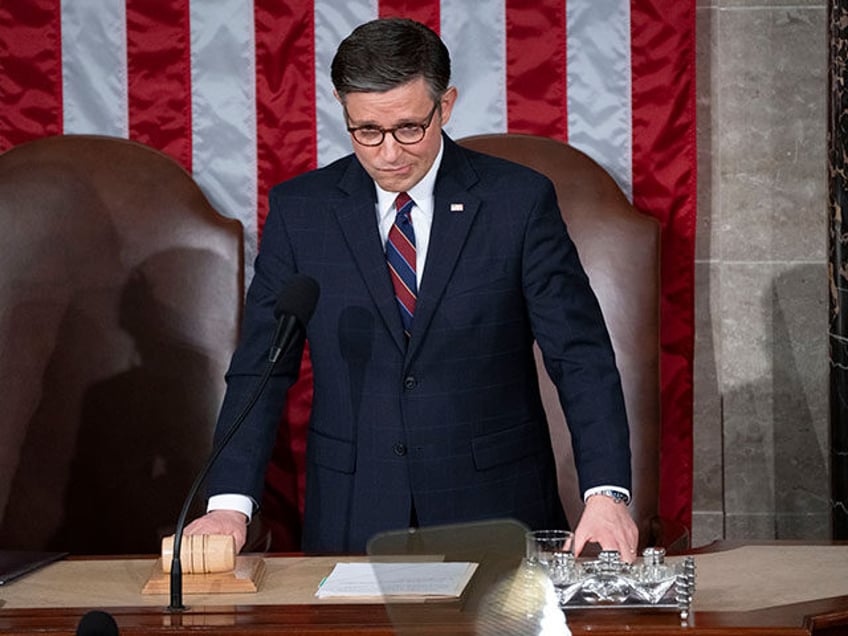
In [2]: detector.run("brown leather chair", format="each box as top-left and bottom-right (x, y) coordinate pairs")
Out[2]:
(458, 133), (688, 552)
(0, 135), (244, 555)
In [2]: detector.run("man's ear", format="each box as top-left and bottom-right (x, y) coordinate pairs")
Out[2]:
(333, 90), (343, 105)
(439, 86), (458, 125)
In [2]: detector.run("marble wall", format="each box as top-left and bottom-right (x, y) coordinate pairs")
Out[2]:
(692, 0), (829, 546)
(829, 0), (848, 538)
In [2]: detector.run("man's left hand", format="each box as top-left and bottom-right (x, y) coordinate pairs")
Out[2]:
(572, 494), (639, 563)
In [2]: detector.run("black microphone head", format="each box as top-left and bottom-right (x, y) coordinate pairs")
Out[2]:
(273, 274), (320, 326)
(76, 610), (119, 636)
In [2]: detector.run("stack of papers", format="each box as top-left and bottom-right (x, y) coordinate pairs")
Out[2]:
(316, 562), (479, 600)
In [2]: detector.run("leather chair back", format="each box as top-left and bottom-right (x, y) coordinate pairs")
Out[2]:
(0, 135), (243, 555)
(459, 134), (669, 548)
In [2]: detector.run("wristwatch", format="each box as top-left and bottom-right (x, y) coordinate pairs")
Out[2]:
(590, 489), (630, 505)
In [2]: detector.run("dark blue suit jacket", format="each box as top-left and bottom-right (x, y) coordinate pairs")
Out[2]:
(207, 135), (630, 553)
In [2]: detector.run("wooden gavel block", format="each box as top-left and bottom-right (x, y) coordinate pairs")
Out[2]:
(143, 533), (263, 594)
(160, 534), (235, 574)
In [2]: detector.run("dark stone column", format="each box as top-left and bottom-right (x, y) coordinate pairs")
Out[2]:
(829, 0), (848, 539)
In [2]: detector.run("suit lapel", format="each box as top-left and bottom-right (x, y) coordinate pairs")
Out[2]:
(408, 138), (481, 361)
(333, 158), (408, 354)
(331, 138), (483, 359)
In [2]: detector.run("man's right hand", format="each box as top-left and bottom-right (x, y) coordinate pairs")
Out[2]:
(184, 510), (248, 553)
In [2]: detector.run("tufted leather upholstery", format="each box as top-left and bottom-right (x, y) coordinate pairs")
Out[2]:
(458, 133), (688, 551)
(0, 135), (244, 555)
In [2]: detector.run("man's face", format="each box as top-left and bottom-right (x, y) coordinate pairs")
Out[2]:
(339, 77), (457, 193)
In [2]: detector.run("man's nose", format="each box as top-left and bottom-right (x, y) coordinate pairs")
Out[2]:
(379, 135), (403, 161)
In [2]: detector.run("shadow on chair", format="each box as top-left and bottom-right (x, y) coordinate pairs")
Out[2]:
(0, 135), (246, 555)
(458, 133), (689, 553)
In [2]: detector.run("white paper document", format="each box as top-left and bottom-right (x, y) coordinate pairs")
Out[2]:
(316, 562), (479, 599)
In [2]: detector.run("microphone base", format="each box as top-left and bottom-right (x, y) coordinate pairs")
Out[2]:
(143, 556), (266, 596)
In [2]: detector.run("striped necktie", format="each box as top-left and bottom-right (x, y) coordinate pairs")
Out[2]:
(386, 192), (417, 338)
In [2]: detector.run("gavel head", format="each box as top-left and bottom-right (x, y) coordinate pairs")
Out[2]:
(161, 534), (235, 574)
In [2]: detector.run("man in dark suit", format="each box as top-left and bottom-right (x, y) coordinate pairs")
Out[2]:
(187, 17), (638, 559)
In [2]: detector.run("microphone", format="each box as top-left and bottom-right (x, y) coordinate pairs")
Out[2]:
(168, 274), (319, 612)
(76, 610), (119, 636)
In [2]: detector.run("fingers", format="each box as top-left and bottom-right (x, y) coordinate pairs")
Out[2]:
(571, 532), (589, 559)
(573, 495), (640, 562)
(183, 510), (248, 553)
(609, 512), (639, 563)
(620, 541), (639, 564)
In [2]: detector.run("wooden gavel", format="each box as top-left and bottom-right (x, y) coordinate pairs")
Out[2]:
(161, 534), (235, 574)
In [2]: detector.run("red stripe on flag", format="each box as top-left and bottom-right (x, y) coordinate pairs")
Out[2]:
(255, 0), (318, 550)
(255, 0), (317, 230)
(379, 1), (440, 34)
(505, 0), (567, 141)
(126, 0), (192, 170)
(630, 0), (697, 529)
(0, 0), (62, 150)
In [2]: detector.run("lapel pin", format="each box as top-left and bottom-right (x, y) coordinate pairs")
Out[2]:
(450, 203), (464, 213)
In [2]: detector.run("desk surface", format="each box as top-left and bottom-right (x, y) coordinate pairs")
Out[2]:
(1, 543), (847, 635)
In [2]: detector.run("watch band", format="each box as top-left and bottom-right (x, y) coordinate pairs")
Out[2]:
(589, 489), (630, 505)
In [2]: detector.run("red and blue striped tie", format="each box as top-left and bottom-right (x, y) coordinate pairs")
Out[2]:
(386, 192), (417, 338)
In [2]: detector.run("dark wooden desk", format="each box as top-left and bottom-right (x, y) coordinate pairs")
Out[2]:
(1, 544), (847, 635)
(2, 597), (848, 635)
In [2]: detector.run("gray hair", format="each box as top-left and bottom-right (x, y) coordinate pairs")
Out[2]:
(331, 18), (451, 102)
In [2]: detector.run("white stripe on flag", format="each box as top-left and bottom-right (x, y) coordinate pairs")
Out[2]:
(190, 1), (259, 269)
(566, 2), (633, 201)
(315, 0), (378, 167)
(60, 0), (128, 137)
(440, 0), (507, 138)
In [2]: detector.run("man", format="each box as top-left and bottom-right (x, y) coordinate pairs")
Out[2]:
(187, 17), (638, 559)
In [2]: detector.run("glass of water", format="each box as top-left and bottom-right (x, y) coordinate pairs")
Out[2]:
(525, 530), (580, 603)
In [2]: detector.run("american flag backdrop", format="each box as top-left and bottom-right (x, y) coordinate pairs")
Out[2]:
(0, 0), (696, 546)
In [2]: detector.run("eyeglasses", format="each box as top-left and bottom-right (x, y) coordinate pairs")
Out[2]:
(346, 102), (439, 147)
